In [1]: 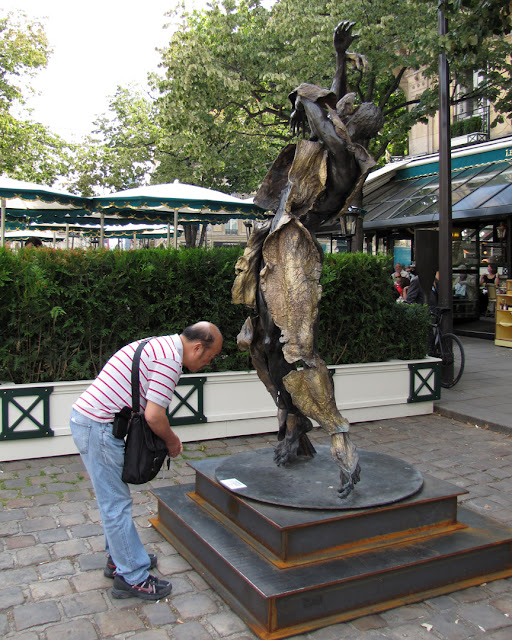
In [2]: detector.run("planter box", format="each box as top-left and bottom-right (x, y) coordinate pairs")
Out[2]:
(0, 357), (439, 462)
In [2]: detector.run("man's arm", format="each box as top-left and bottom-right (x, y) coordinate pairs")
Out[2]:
(144, 400), (183, 457)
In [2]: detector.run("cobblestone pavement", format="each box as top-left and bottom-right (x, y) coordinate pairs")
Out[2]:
(1, 413), (512, 640)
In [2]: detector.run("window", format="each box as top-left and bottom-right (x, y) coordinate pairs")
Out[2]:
(225, 219), (239, 235)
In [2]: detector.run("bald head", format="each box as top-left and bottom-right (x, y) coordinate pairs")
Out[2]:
(180, 322), (223, 372)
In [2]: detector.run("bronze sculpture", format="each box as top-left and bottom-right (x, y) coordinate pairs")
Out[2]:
(232, 21), (383, 499)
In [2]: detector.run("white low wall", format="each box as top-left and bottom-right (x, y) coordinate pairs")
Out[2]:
(0, 357), (438, 462)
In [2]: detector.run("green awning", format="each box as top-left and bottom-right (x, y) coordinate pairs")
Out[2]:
(363, 139), (512, 230)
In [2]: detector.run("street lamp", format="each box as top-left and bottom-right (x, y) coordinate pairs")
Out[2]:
(339, 206), (365, 237)
(243, 220), (253, 240)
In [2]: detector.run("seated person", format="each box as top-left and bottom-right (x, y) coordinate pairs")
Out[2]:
(394, 276), (410, 301)
(392, 262), (409, 281)
(405, 264), (425, 305)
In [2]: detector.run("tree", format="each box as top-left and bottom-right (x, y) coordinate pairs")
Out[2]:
(0, 11), (70, 183)
(152, 0), (511, 188)
(67, 0), (511, 247)
(65, 86), (159, 196)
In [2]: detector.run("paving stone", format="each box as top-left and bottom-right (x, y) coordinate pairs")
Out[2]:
(0, 519), (19, 535)
(457, 602), (512, 632)
(70, 523), (103, 538)
(451, 586), (489, 603)
(0, 587), (25, 610)
(4, 478), (27, 489)
(387, 621), (443, 640)
(491, 596), (512, 615)
(3, 567), (38, 588)
(166, 575), (194, 596)
(21, 516), (57, 533)
(351, 614), (387, 631)
(424, 594), (458, 612)
(58, 513), (86, 527)
(5, 534), (35, 550)
(423, 612), (475, 639)
(38, 559), (74, 580)
(0, 551), (14, 570)
(64, 490), (93, 502)
(188, 571), (210, 591)
(157, 554), (192, 576)
(52, 538), (89, 558)
(78, 552), (106, 571)
(380, 603), (430, 623)
(172, 593), (218, 619)
(0, 508), (25, 521)
(44, 618), (98, 640)
(87, 536), (107, 553)
(172, 621), (213, 640)
(0, 613), (8, 637)
(94, 608), (144, 636)
(130, 632), (169, 640)
(142, 600), (177, 626)
(487, 629), (512, 639)
(208, 611), (248, 635)
(30, 578), (73, 601)
(32, 493), (61, 506)
(38, 527), (69, 544)
(61, 591), (108, 617)
(71, 571), (109, 592)
(16, 545), (51, 566)
(13, 600), (61, 631)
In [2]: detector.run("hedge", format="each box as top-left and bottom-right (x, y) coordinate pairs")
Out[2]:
(0, 246), (430, 384)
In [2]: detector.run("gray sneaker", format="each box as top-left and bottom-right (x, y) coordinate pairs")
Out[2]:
(111, 573), (172, 600)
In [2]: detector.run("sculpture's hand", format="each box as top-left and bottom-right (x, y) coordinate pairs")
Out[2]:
(290, 107), (306, 137)
(333, 20), (359, 56)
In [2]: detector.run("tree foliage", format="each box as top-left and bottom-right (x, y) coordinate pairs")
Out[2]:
(65, 86), (160, 196)
(0, 11), (70, 183)
(68, 0), (512, 197)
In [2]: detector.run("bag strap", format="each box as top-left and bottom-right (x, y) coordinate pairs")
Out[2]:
(131, 338), (151, 413)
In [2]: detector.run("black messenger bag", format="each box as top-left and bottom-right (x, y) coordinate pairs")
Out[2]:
(117, 339), (170, 484)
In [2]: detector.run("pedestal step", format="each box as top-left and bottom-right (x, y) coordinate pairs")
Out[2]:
(152, 480), (512, 639)
(190, 455), (466, 564)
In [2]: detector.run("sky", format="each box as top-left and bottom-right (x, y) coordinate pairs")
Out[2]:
(2, 0), (203, 141)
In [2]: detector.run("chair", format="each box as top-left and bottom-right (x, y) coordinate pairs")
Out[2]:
(486, 284), (497, 316)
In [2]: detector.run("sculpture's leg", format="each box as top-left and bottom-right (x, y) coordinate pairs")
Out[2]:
(237, 295), (316, 465)
(283, 361), (360, 498)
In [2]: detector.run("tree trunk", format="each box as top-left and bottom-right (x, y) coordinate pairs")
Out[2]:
(184, 224), (199, 249)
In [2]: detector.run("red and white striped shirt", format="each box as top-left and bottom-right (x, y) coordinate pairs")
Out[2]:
(73, 335), (183, 423)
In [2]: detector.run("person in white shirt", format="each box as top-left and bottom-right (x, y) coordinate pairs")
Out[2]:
(70, 322), (222, 600)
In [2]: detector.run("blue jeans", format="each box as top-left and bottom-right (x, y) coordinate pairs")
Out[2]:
(70, 408), (151, 584)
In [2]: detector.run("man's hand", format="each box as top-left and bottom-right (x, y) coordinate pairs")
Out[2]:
(333, 20), (359, 56)
(164, 430), (183, 458)
(144, 400), (183, 457)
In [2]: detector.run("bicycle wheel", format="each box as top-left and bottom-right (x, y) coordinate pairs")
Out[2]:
(439, 333), (465, 388)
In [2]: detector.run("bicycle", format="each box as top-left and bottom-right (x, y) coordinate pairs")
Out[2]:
(428, 307), (465, 388)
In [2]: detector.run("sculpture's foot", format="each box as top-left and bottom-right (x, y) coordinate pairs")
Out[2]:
(330, 432), (360, 500)
(338, 462), (361, 499)
(274, 437), (300, 466)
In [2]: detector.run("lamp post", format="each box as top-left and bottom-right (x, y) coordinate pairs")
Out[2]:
(244, 220), (253, 240)
(438, 0), (453, 333)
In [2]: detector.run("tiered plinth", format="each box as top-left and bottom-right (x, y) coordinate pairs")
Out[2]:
(150, 447), (512, 640)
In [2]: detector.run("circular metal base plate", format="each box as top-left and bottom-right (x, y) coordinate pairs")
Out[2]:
(215, 446), (423, 510)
